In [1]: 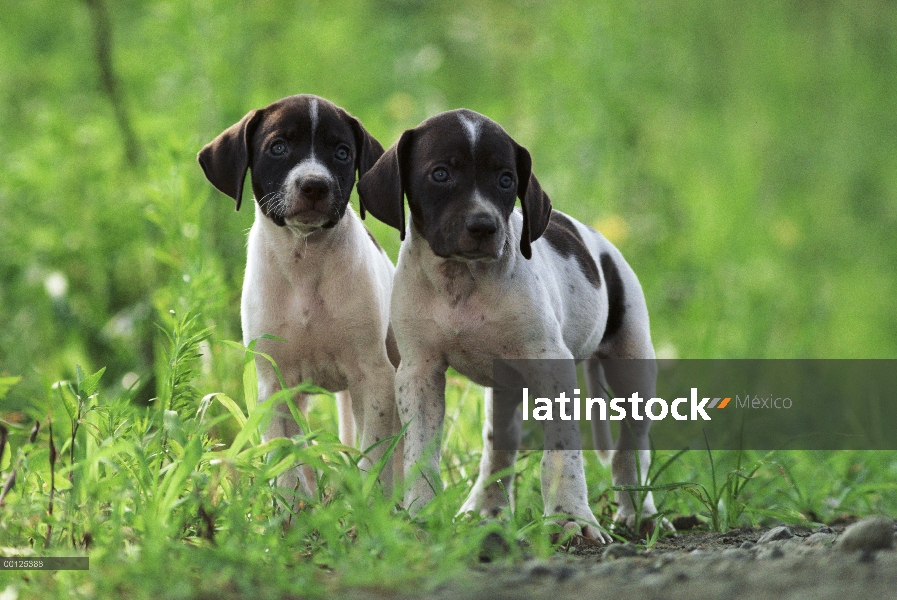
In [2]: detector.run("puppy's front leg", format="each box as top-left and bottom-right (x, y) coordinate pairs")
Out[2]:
(351, 362), (399, 495)
(537, 362), (613, 544)
(395, 357), (446, 515)
(541, 427), (610, 543)
(261, 381), (316, 502)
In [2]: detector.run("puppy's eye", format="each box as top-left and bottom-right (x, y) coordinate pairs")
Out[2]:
(432, 168), (449, 183)
(335, 145), (350, 161)
(270, 142), (287, 156)
(499, 173), (514, 189)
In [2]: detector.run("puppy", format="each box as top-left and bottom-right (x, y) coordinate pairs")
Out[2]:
(358, 109), (663, 542)
(198, 94), (399, 501)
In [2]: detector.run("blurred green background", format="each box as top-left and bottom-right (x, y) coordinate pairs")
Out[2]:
(1, 0), (895, 411)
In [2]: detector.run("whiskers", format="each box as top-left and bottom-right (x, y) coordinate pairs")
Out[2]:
(258, 190), (288, 219)
(331, 179), (347, 221)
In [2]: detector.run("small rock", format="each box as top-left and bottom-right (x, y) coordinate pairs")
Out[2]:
(815, 525), (834, 534)
(602, 542), (639, 560)
(529, 563), (553, 578)
(859, 548), (876, 563)
(761, 546), (785, 560)
(757, 526), (794, 544)
(740, 541), (756, 550)
(720, 548), (750, 559)
(672, 515), (702, 530)
(837, 516), (894, 552)
(478, 531), (511, 563)
(804, 532), (836, 546)
(651, 554), (676, 570)
(555, 566), (575, 582)
(638, 573), (666, 588)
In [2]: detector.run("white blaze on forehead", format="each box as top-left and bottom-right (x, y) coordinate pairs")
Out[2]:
(309, 97), (319, 157)
(470, 190), (501, 219)
(309, 97), (319, 136)
(287, 157), (333, 186)
(457, 112), (480, 154)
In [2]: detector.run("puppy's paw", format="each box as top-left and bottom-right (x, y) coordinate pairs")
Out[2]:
(613, 508), (675, 538)
(457, 484), (510, 519)
(549, 519), (613, 546)
(546, 501), (613, 545)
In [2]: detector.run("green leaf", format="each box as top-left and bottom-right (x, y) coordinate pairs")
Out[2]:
(76, 366), (107, 399)
(0, 376), (21, 400)
(57, 383), (79, 424)
(225, 384), (321, 460)
(163, 409), (186, 446)
(222, 337), (290, 393)
(0, 441), (10, 471)
(242, 350), (258, 416)
(159, 435), (203, 514)
(362, 420), (410, 497)
(204, 393), (247, 428)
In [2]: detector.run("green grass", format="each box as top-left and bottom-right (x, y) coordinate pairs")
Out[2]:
(2, 0), (897, 597)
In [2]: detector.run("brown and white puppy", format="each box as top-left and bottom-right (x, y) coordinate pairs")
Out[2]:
(198, 94), (399, 502)
(358, 109), (664, 542)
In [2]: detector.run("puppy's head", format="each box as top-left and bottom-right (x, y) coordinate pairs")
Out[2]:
(198, 95), (383, 235)
(357, 109), (551, 260)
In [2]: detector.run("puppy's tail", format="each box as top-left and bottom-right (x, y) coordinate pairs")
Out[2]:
(584, 359), (614, 466)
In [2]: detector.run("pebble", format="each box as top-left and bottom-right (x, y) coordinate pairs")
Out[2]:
(757, 526), (794, 544)
(529, 563), (553, 578)
(836, 516), (894, 552)
(804, 532), (836, 546)
(720, 548), (750, 559)
(859, 548), (876, 563)
(555, 566), (575, 582)
(602, 543), (639, 561)
(478, 531), (511, 563)
(763, 546), (786, 560)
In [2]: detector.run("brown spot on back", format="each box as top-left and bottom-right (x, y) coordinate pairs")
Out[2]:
(541, 212), (601, 288)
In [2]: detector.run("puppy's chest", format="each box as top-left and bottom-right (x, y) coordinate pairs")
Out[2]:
(248, 279), (355, 375)
(430, 295), (536, 381)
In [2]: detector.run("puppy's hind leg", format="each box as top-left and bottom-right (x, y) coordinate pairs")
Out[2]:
(458, 387), (520, 518)
(264, 392), (317, 504)
(598, 325), (672, 532)
(584, 360), (614, 466)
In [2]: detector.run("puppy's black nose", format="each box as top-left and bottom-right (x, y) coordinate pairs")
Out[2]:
(300, 178), (330, 200)
(466, 213), (498, 239)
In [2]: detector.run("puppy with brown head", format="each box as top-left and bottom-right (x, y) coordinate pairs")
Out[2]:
(359, 109), (666, 542)
(199, 94), (399, 505)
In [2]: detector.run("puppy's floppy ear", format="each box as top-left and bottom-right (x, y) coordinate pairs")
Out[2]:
(357, 129), (414, 241)
(197, 109), (264, 211)
(514, 142), (552, 259)
(346, 115), (386, 220)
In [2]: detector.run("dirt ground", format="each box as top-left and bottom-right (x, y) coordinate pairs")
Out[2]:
(381, 516), (897, 600)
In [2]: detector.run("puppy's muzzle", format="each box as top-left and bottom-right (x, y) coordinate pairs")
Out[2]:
(466, 212), (499, 240)
(299, 177), (330, 202)
(450, 212), (504, 261)
(283, 176), (340, 229)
